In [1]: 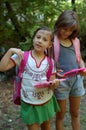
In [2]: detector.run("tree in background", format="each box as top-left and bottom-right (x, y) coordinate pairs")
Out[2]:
(0, 0), (86, 59)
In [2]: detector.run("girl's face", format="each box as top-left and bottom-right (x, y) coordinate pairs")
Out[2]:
(33, 30), (52, 52)
(60, 27), (73, 39)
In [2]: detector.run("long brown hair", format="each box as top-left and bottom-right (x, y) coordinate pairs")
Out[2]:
(54, 10), (80, 39)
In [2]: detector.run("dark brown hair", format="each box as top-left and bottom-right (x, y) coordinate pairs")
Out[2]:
(32, 26), (54, 42)
(54, 10), (80, 39)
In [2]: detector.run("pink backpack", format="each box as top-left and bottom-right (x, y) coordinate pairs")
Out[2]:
(13, 51), (29, 105)
(13, 51), (53, 105)
(54, 36), (81, 63)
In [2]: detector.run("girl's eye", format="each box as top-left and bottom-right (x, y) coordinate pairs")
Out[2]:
(37, 36), (41, 39)
(63, 28), (68, 31)
(43, 38), (47, 41)
(36, 35), (47, 41)
(63, 28), (73, 32)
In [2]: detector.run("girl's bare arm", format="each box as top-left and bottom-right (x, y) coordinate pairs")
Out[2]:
(0, 48), (23, 72)
(79, 58), (85, 68)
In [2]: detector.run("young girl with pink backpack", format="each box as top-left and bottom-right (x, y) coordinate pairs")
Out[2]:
(0, 26), (60, 130)
(52, 10), (86, 130)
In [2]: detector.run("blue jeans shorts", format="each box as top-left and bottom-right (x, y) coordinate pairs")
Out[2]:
(54, 75), (85, 100)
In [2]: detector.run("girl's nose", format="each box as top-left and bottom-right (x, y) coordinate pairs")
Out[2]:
(38, 38), (42, 43)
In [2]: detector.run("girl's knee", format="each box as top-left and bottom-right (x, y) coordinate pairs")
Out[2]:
(56, 111), (65, 120)
(27, 123), (39, 130)
(70, 110), (79, 117)
(41, 120), (51, 130)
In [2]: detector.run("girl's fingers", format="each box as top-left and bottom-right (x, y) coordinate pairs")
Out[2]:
(15, 49), (23, 59)
(50, 80), (60, 90)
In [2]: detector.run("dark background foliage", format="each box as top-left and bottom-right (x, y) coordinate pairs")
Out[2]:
(0, 0), (86, 59)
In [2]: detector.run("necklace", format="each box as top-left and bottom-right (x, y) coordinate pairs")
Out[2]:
(60, 39), (72, 47)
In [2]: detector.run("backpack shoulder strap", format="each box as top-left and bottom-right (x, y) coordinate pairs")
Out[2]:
(46, 57), (53, 81)
(72, 38), (81, 63)
(18, 51), (30, 76)
(54, 36), (81, 63)
(54, 35), (60, 62)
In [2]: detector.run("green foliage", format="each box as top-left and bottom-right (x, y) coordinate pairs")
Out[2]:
(18, 37), (32, 51)
(75, 1), (86, 59)
(0, 0), (86, 59)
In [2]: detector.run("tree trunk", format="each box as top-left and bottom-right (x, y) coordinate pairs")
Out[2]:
(71, 0), (76, 11)
(5, 1), (26, 41)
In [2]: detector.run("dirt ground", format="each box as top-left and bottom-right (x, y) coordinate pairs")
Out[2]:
(0, 79), (86, 130)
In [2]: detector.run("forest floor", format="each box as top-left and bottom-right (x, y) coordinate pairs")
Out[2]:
(0, 79), (86, 130)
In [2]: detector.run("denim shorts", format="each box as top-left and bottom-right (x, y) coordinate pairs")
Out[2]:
(54, 75), (85, 100)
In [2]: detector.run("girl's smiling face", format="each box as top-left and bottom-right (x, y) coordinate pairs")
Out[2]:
(33, 30), (52, 52)
(60, 27), (74, 39)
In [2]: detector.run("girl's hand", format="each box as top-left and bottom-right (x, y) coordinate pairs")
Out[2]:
(9, 48), (23, 60)
(80, 69), (86, 76)
(50, 79), (60, 90)
(0, 48), (23, 71)
(56, 69), (65, 79)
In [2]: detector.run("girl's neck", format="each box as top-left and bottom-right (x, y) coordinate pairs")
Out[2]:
(59, 38), (72, 47)
(31, 50), (45, 67)
(32, 50), (45, 59)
